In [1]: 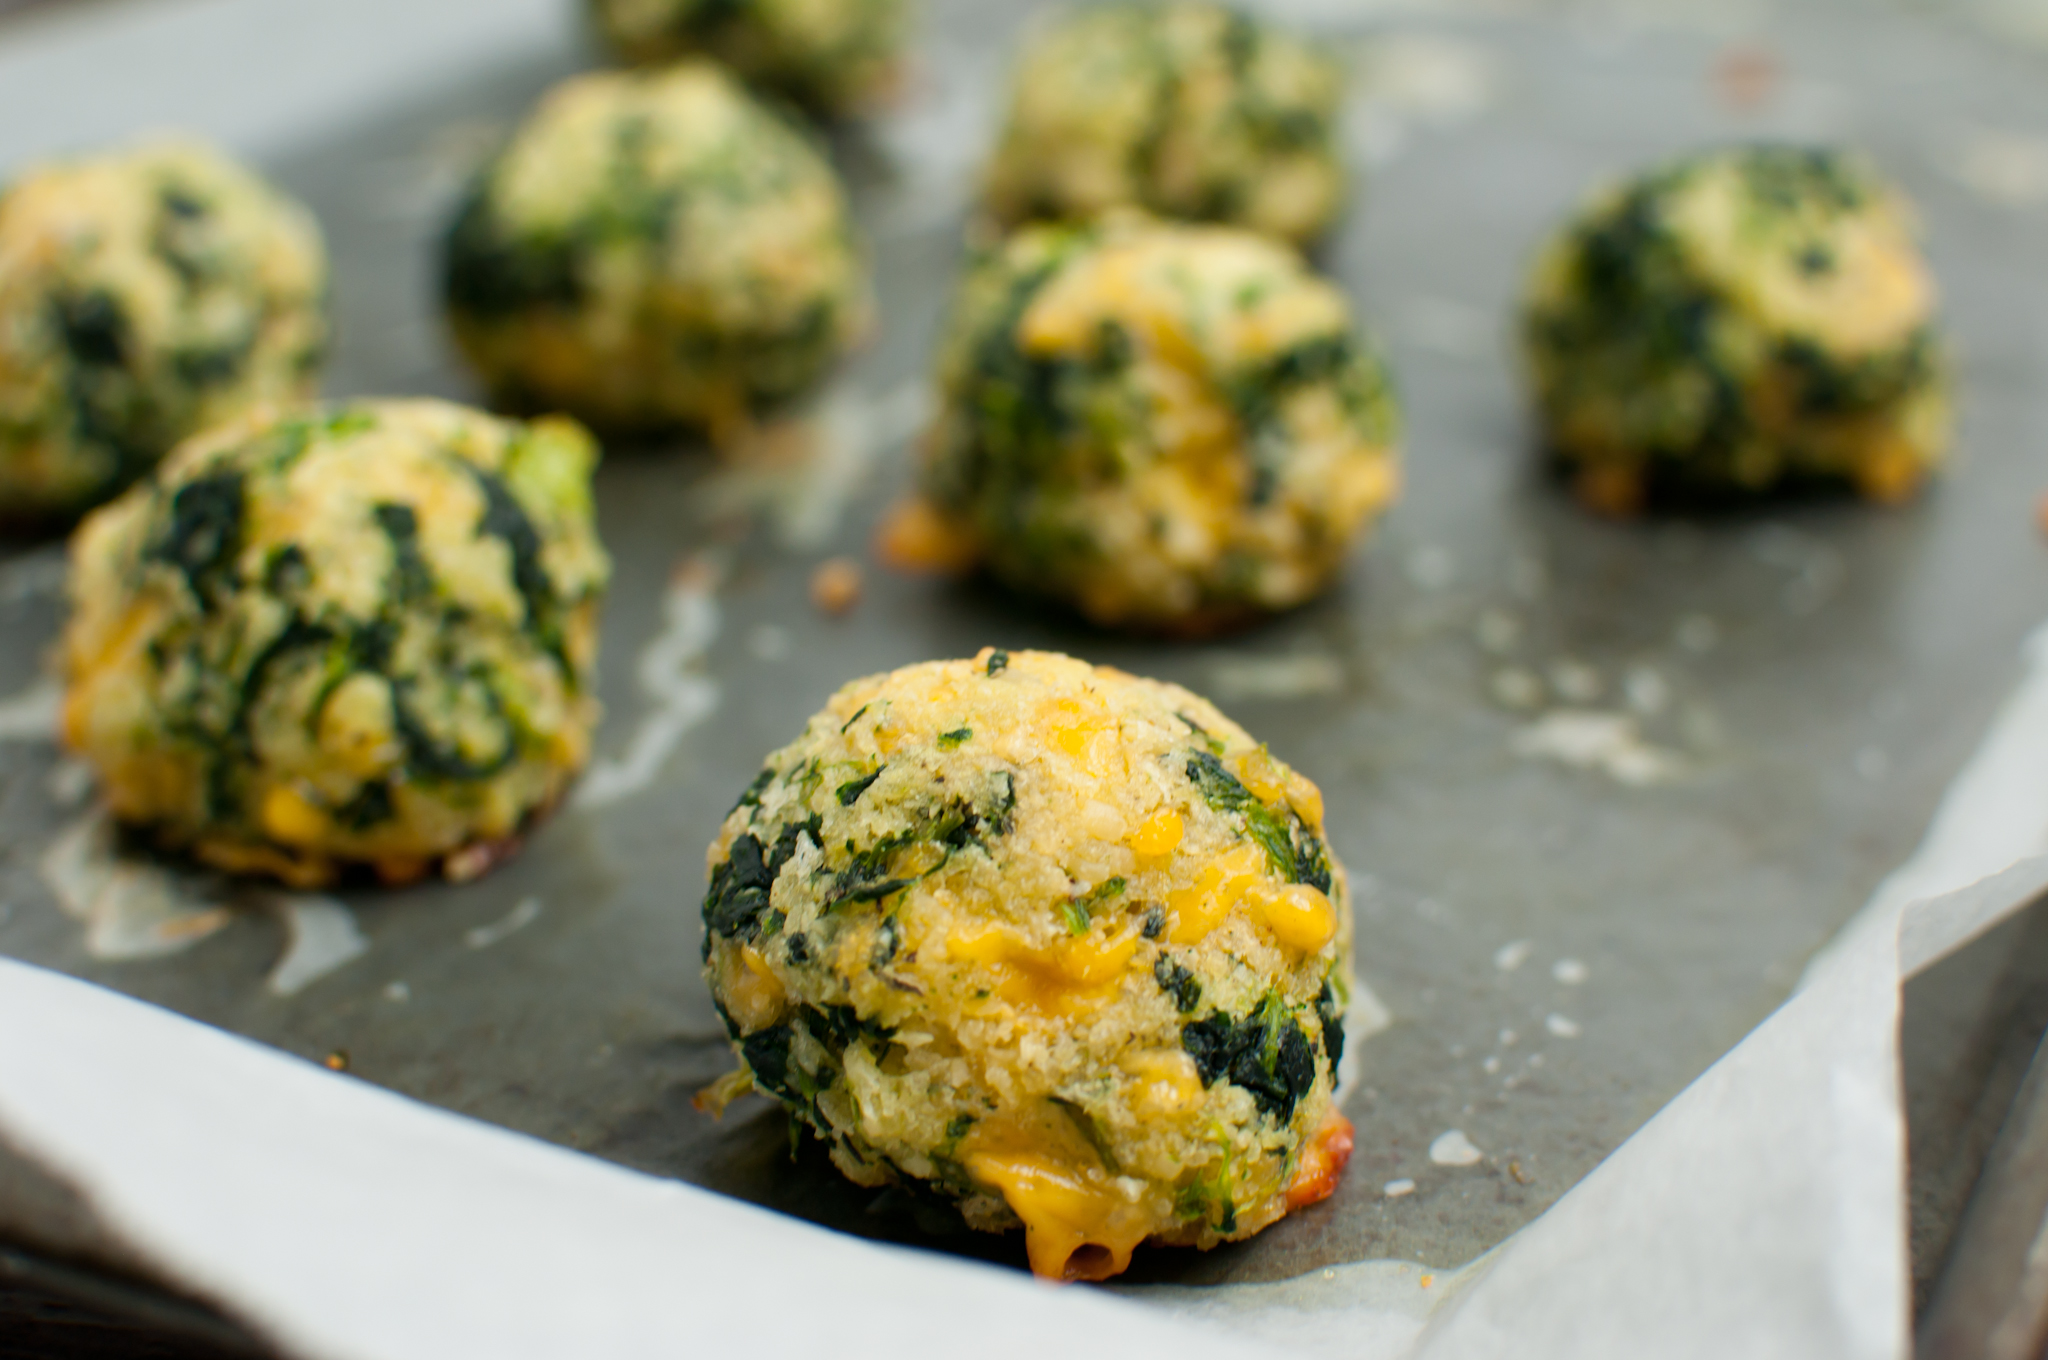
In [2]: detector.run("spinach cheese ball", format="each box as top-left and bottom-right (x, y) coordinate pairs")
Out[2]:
(0, 140), (328, 521)
(700, 648), (1356, 1281)
(983, 2), (1346, 245)
(588, 0), (906, 117)
(909, 213), (1400, 634)
(61, 399), (610, 888)
(443, 64), (868, 439)
(1522, 145), (1951, 512)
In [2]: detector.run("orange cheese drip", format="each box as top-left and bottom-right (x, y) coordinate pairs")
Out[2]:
(949, 923), (1140, 1014)
(1286, 1111), (1356, 1211)
(963, 1144), (1154, 1281)
(1166, 842), (1267, 944)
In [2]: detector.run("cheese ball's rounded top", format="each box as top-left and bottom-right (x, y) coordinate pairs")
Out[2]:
(0, 140), (328, 520)
(587, 0), (906, 116)
(1522, 144), (1951, 512)
(442, 64), (869, 439)
(61, 399), (610, 889)
(914, 213), (1400, 634)
(701, 648), (1354, 1281)
(984, 3), (1346, 245)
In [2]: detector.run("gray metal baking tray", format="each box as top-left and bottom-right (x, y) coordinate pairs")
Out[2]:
(6, 0), (2048, 1304)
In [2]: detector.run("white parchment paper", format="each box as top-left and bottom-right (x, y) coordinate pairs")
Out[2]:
(7, 624), (2047, 1360)
(6, 2), (2048, 1355)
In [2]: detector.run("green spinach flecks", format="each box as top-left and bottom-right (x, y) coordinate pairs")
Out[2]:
(150, 472), (245, 602)
(1185, 750), (1332, 889)
(732, 766), (776, 814)
(1181, 994), (1318, 1122)
(985, 649), (1010, 676)
(1316, 979), (1345, 1069)
(470, 467), (550, 627)
(704, 813), (820, 946)
(1153, 955), (1202, 1013)
(836, 770), (882, 806)
(1060, 876), (1126, 934)
(938, 727), (972, 749)
(372, 503), (434, 602)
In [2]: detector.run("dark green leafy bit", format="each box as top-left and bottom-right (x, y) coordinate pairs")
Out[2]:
(836, 770), (882, 806)
(372, 503), (433, 602)
(148, 472), (244, 603)
(704, 813), (821, 945)
(1153, 955), (1202, 1013)
(56, 290), (129, 368)
(1185, 750), (1333, 891)
(1181, 993), (1318, 1122)
(829, 770), (1016, 906)
(1051, 1097), (1121, 1173)
(470, 467), (551, 628)
(1317, 978), (1345, 1068)
(732, 766), (776, 813)
(985, 649), (1009, 676)
(1141, 904), (1167, 940)
(729, 1001), (895, 1128)
(442, 180), (583, 318)
(1531, 146), (1938, 496)
(840, 704), (871, 734)
(1173, 1149), (1237, 1233)
(740, 1025), (808, 1108)
(810, 1001), (893, 1052)
(1059, 876), (1126, 935)
(938, 727), (972, 749)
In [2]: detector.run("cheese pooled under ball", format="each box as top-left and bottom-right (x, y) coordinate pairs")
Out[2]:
(62, 399), (610, 888)
(909, 213), (1399, 634)
(0, 140), (328, 519)
(701, 649), (1355, 1281)
(1522, 144), (1951, 512)
(443, 64), (868, 438)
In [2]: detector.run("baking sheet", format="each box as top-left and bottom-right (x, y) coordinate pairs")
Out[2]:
(5, 0), (2048, 1293)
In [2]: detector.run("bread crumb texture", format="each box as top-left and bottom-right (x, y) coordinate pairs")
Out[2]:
(701, 648), (1354, 1280)
(62, 398), (609, 888)
(0, 140), (328, 519)
(1522, 144), (1951, 508)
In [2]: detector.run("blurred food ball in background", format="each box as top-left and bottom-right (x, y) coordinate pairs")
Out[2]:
(983, 1), (1348, 246)
(442, 63), (871, 444)
(0, 140), (328, 523)
(1521, 144), (1952, 515)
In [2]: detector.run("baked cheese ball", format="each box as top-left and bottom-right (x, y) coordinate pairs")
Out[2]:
(984, 2), (1346, 245)
(700, 649), (1355, 1281)
(1522, 145), (1951, 512)
(443, 64), (869, 439)
(588, 0), (906, 116)
(907, 213), (1399, 634)
(61, 399), (609, 888)
(0, 140), (328, 520)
